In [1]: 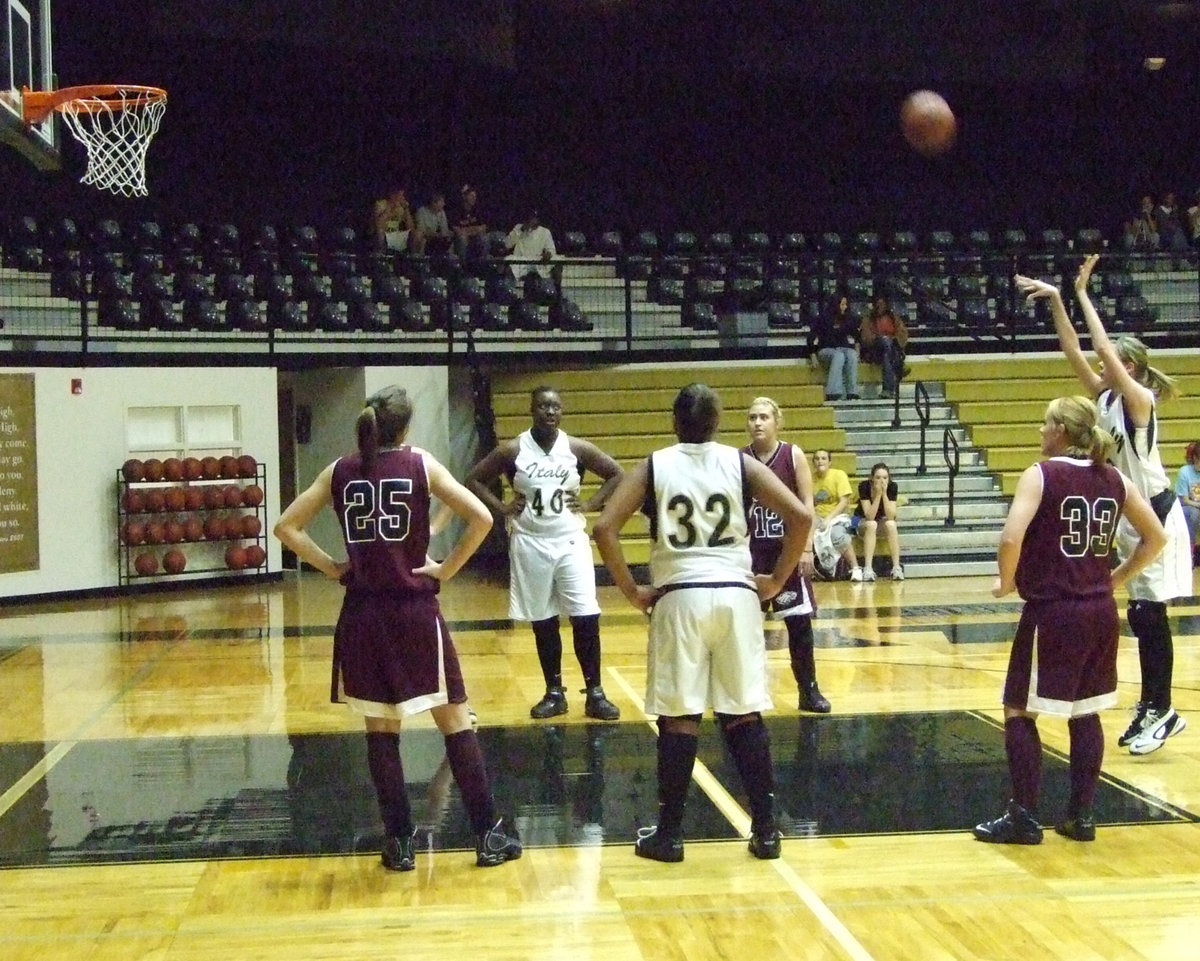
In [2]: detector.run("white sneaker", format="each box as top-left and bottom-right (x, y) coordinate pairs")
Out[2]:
(849, 567), (863, 582)
(1128, 707), (1187, 755)
(863, 568), (877, 582)
(892, 565), (904, 581)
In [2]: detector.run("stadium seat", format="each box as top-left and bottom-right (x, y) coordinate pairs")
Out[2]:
(765, 276), (800, 302)
(1116, 294), (1154, 326)
(740, 232), (771, 254)
(172, 222), (202, 256)
(767, 301), (799, 328)
(333, 274), (370, 304)
(92, 219), (123, 254)
(887, 231), (918, 254)
(595, 231), (623, 257)
(845, 276), (872, 301)
(777, 232), (807, 255)
(1075, 228), (1104, 253)
(551, 298), (593, 331)
(1101, 271), (1135, 298)
(136, 270), (172, 300)
(691, 258), (726, 279)
(216, 272), (255, 301)
(511, 300), (550, 331)
(964, 229), (992, 252)
(816, 232), (843, 254)
(267, 300), (307, 332)
(650, 276), (685, 305)
(255, 272), (292, 304)
(1040, 228), (1066, 252)
(656, 257), (688, 280)
(703, 232), (734, 255)
(950, 275), (987, 299)
(851, 231), (882, 254)
(183, 298), (223, 331)
(667, 231), (699, 255)
(418, 275), (449, 305)
(98, 296), (138, 329)
(682, 301), (717, 330)
(393, 299), (430, 332)
(523, 273), (558, 305)
(51, 269), (87, 299)
(843, 257), (872, 279)
(293, 272), (330, 304)
(173, 271), (210, 301)
(763, 255), (799, 278)
(927, 230), (956, 253)
(312, 302), (348, 330)
(560, 231), (588, 256)
(227, 299), (264, 331)
(140, 297), (178, 329)
(631, 231), (659, 257)
(475, 302), (510, 332)
(688, 276), (726, 303)
(959, 297), (991, 325)
(349, 297), (385, 332)
(94, 270), (134, 299)
(130, 220), (163, 253)
(485, 274), (519, 305)
(453, 275), (486, 306)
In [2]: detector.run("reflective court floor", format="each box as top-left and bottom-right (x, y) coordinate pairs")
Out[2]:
(1, 568), (1199, 961)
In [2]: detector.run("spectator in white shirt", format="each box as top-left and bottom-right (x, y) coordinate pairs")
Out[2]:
(505, 209), (558, 281)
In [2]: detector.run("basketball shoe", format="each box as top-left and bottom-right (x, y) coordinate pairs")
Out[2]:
(1128, 707), (1187, 756)
(476, 818), (523, 867)
(381, 832), (416, 871)
(798, 682), (831, 714)
(1117, 701), (1147, 747)
(634, 825), (684, 863)
(973, 801), (1043, 844)
(583, 685), (620, 720)
(1054, 809), (1096, 842)
(530, 686), (568, 719)
(748, 824), (782, 860)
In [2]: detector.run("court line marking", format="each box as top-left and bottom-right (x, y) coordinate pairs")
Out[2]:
(0, 740), (76, 820)
(606, 664), (878, 961)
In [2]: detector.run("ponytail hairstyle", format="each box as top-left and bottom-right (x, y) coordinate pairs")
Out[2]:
(1046, 396), (1115, 466)
(356, 385), (413, 474)
(1114, 335), (1179, 401)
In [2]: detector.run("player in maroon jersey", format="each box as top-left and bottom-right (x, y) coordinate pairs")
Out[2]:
(274, 385), (522, 871)
(974, 397), (1165, 845)
(743, 397), (830, 712)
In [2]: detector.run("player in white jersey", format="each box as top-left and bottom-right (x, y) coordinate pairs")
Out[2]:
(466, 387), (624, 720)
(593, 384), (812, 863)
(1018, 254), (1190, 755)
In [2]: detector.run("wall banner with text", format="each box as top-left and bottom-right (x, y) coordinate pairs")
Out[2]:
(0, 374), (39, 573)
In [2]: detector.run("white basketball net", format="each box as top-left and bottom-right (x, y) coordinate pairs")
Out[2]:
(58, 88), (166, 197)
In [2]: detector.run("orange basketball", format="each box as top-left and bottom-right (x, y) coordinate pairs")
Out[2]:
(242, 484), (264, 507)
(900, 90), (957, 157)
(142, 458), (165, 482)
(122, 489), (147, 513)
(225, 545), (248, 570)
(204, 516), (227, 540)
(237, 454), (258, 478)
(182, 457), (203, 480)
(240, 515), (262, 538)
(183, 487), (205, 511)
(144, 489), (167, 513)
(204, 484), (226, 509)
(201, 456), (221, 479)
(223, 484), (244, 508)
(164, 487), (188, 512)
(244, 544), (266, 568)
(163, 457), (184, 481)
(163, 549), (187, 574)
(183, 517), (205, 542)
(163, 519), (185, 543)
(144, 521), (166, 545)
(122, 458), (145, 482)
(134, 552), (159, 576)
(219, 455), (240, 479)
(122, 520), (147, 545)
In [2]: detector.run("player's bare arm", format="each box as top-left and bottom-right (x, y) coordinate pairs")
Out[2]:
(744, 454), (812, 601)
(464, 440), (524, 517)
(570, 438), (625, 512)
(273, 462), (349, 581)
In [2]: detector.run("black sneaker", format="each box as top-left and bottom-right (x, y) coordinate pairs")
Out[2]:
(381, 832), (416, 872)
(748, 826), (782, 860)
(1055, 810), (1096, 842)
(583, 685), (620, 720)
(799, 683), (831, 714)
(475, 818), (523, 867)
(973, 801), (1043, 845)
(634, 825), (684, 863)
(1117, 701), (1148, 747)
(530, 687), (568, 719)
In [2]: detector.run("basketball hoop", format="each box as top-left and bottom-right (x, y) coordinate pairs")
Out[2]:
(22, 85), (167, 197)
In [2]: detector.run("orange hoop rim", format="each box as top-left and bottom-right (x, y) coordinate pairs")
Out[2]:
(21, 84), (167, 125)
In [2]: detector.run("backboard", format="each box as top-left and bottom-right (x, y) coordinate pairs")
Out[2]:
(0, 0), (58, 170)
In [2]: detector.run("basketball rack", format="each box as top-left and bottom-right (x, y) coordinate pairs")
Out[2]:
(21, 84), (167, 197)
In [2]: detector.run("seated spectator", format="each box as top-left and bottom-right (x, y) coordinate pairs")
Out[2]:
(371, 188), (416, 252)
(808, 291), (861, 402)
(810, 448), (863, 581)
(505, 208), (560, 286)
(453, 184), (489, 261)
(1188, 189), (1200, 247)
(1127, 195), (1160, 251)
(1176, 441), (1200, 564)
(860, 296), (910, 398)
(413, 192), (453, 256)
(855, 462), (903, 581)
(1154, 191), (1190, 254)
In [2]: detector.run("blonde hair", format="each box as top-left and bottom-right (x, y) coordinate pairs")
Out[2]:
(1046, 396), (1114, 465)
(1115, 336), (1179, 401)
(748, 396), (782, 425)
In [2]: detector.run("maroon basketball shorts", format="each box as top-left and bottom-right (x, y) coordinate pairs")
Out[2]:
(332, 590), (467, 717)
(1003, 596), (1119, 718)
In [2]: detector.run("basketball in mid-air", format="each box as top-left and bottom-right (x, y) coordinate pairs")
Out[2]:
(900, 90), (956, 157)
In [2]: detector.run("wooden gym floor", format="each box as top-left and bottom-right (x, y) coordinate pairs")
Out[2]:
(1, 565), (1198, 961)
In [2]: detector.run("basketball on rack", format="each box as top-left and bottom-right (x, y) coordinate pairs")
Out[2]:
(183, 517), (205, 542)
(122, 458), (145, 482)
(225, 545), (248, 570)
(144, 489), (167, 513)
(201, 456), (221, 479)
(223, 485), (244, 508)
(900, 90), (956, 157)
(142, 458), (165, 482)
(122, 489), (147, 513)
(122, 520), (146, 545)
(242, 484), (264, 507)
(163, 457), (184, 481)
(134, 552), (159, 576)
(182, 457), (203, 480)
(237, 454), (258, 478)
(240, 515), (262, 538)
(163, 549), (187, 574)
(244, 544), (266, 568)
(163, 519), (185, 544)
(164, 487), (187, 512)
(219, 455), (240, 479)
